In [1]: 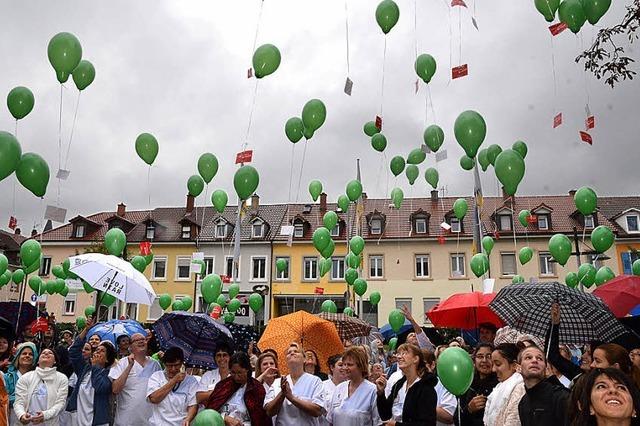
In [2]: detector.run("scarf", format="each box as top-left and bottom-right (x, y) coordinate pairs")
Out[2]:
(483, 372), (523, 426)
(12, 343), (38, 370)
(206, 376), (271, 426)
(35, 366), (58, 382)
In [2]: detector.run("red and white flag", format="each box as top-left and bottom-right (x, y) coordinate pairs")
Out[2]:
(452, 64), (469, 79)
(580, 131), (593, 145)
(8, 216), (17, 230)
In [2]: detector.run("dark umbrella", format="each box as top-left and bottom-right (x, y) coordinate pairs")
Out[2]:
(225, 323), (259, 353)
(0, 316), (16, 341)
(151, 312), (235, 369)
(489, 281), (627, 344)
(0, 302), (36, 335)
(316, 312), (372, 341)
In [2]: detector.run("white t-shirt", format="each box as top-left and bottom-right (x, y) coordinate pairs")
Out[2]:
(146, 372), (199, 426)
(220, 384), (250, 426)
(384, 370), (403, 398)
(76, 372), (95, 426)
(435, 380), (457, 426)
(108, 357), (162, 426)
(197, 369), (222, 393)
(264, 372), (325, 426)
(320, 379), (339, 426)
(327, 380), (382, 426)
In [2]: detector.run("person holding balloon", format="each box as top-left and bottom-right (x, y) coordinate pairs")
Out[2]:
(482, 343), (524, 426)
(454, 343), (498, 426)
(422, 350), (456, 426)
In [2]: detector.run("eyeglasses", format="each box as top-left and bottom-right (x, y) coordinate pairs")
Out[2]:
(131, 339), (146, 344)
(475, 354), (492, 360)
(630, 352), (640, 357)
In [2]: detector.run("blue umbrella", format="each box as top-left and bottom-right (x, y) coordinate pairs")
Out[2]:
(151, 312), (235, 369)
(87, 319), (147, 346)
(379, 319), (413, 341)
(631, 305), (640, 316)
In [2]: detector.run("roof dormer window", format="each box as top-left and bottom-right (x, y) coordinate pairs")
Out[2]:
(293, 221), (304, 238)
(628, 215), (639, 232)
(216, 222), (227, 238)
(252, 219), (264, 238)
(498, 214), (512, 231)
(146, 224), (155, 240)
(415, 218), (427, 234)
(537, 214), (549, 230)
(330, 224), (340, 237)
(181, 225), (191, 239)
(74, 224), (85, 238)
(584, 215), (595, 229)
(371, 218), (382, 235)
(450, 218), (461, 233)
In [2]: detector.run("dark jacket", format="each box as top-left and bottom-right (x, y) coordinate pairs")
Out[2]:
(518, 376), (570, 426)
(454, 372), (498, 426)
(545, 323), (581, 380)
(66, 336), (113, 426)
(377, 372), (437, 426)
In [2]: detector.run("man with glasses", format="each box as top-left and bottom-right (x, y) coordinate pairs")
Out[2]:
(455, 343), (498, 426)
(109, 332), (162, 426)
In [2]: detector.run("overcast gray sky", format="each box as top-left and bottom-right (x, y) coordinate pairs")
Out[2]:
(1, 0), (639, 232)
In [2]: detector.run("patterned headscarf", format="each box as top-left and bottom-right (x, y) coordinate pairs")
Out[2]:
(12, 342), (38, 370)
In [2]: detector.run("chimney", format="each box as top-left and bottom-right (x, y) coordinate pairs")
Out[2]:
(186, 194), (195, 213)
(569, 189), (577, 197)
(431, 190), (438, 203)
(319, 192), (327, 213)
(117, 203), (126, 217)
(251, 194), (260, 211)
(31, 229), (38, 237)
(361, 192), (368, 200)
(14, 228), (21, 235)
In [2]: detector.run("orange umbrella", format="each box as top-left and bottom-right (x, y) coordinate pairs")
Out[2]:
(258, 310), (344, 375)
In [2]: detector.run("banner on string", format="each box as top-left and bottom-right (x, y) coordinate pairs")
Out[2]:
(56, 169), (70, 180)
(549, 22), (568, 36)
(44, 205), (67, 223)
(451, 0), (467, 7)
(553, 113), (563, 128)
(580, 131), (593, 145)
(235, 150), (253, 164)
(527, 215), (537, 224)
(221, 275), (231, 284)
(440, 222), (451, 232)
(344, 77), (353, 96)
(139, 242), (152, 256)
(437, 235), (446, 245)
(586, 116), (595, 130)
(8, 216), (17, 230)
(375, 116), (382, 131)
(452, 64), (468, 79)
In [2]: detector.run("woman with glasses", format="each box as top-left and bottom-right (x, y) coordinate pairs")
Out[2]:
(455, 343), (498, 426)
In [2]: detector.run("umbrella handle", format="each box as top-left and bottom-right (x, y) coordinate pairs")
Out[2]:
(94, 271), (118, 320)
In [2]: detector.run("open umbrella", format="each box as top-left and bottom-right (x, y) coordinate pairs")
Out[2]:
(316, 312), (372, 341)
(258, 310), (343, 375)
(87, 319), (147, 346)
(593, 275), (640, 318)
(427, 292), (504, 329)
(379, 319), (413, 341)
(490, 281), (627, 344)
(225, 323), (260, 354)
(0, 302), (36, 336)
(69, 253), (156, 305)
(152, 311), (234, 369)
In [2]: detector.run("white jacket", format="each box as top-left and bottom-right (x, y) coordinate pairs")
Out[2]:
(13, 367), (69, 426)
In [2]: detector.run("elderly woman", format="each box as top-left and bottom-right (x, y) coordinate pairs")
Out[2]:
(5, 343), (37, 424)
(206, 352), (271, 426)
(13, 348), (68, 425)
(327, 346), (381, 426)
(265, 342), (325, 425)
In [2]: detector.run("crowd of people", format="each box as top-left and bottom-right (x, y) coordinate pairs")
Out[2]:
(0, 304), (638, 425)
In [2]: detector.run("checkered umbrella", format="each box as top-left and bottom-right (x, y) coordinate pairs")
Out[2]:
(489, 281), (627, 344)
(316, 312), (373, 341)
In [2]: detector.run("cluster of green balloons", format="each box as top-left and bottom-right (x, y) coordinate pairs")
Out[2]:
(0, 131), (50, 198)
(187, 153), (220, 198)
(285, 99), (327, 143)
(376, 0), (400, 34)
(252, 44), (281, 79)
(535, 0), (611, 32)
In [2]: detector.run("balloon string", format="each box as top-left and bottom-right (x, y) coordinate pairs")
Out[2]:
(427, 85), (437, 124)
(286, 143), (296, 223)
(550, 35), (559, 112)
(12, 118), (17, 215)
(14, 120), (18, 137)
(510, 197), (518, 273)
(198, 186), (209, 246)
(147, 165), (152, 212)
(446, 3), (453, 86)
(63, 91), (81, 171)
(458, 7), (463, 63)
(344, 0), (350, 76)
(251, 0), (265, 57)
(294, 141), (308, 203)
(579, 32), (591, 108)
(56, 84), (64, 206)
(414, 0), (418, 60)
(243, 79), (260, 150)
(380, 37), (387, 116)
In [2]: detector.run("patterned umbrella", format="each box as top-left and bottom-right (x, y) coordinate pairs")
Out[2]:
(316, 312), (372, 341)
(225, 323), (260, 353)
(87, 319), (147, 346)
(490, 281), (627, 344)
(0, 302), (36, 335)
(151, 312), (235, 369)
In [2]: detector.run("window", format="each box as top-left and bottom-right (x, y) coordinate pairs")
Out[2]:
(176, 256), (191, 280)
(587, 254), (604, 270)
(395, 298), (412, 314)
(450, 218), (461, 233)
(423, 298), (440, 324)
(331, 257), (345, 280)
(74, 224), (85, 238)
(225, 256), (240, 281)
(537, 215), (549, 230)
(370, 219), (382, 235)
(216, 222), (227, 238)
(152, 257), (167, 280)
(627, 215), (639, 232)
(330, 225), (340, 237)
(181, 225), (191, 239)
(369, 255), (384, 278)
(63, 294), (76, 315)
(501, 252), (517, 276)
(415, 218), (427, 234)
(303, 257), (318, 280)
(451, 254), (465, 277)
(361, 301), (378, 327)
(294, 223), (304, 238)
(39, 256), (52, 276)
(146, 224), (155, 240)
(125, 303), (138, 320)
(275, 256), (290, 280)
(415, 255), (430, 278)
(251, 257), (267, 281)
(147, 297), (163, 320)
(539, 252), (556, 276)
(584, 215), (595, 229)
(499, 215), (512, 231)
(252, 221), (264, 238)
(203, 257), (214, 276)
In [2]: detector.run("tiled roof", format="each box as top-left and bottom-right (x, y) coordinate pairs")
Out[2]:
(0, 230), (26, 251)
(39, 210), (151, 241)
(271, 202), (355, 242)
(599, 197), (640, 237)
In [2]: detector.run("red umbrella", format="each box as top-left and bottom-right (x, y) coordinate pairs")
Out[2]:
(426, 292), (505, 329)
(593, 275), (640, 318)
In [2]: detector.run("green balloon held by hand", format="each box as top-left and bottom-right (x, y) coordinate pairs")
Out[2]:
(309, 180), (323, 202)
(389, 156), (405, 176)
(302, 99), (327, 132)
(252, 44), (281, 78)
(285, 117), (304, 143)
(211, 190), (228, 213)
(0, 131), (22, 182)
(376, 0), (400, 34)
(424, 168), (439, 189)
(197, 153), (219, 184)
(48, 32), (82, 83)
(405, 165), (419, 185)
(371, 134), (387, 152)
(187, 175), (205, 197)
(415, 54), (437, 84)
(454, 111), (486, 159)
(423, 125), (444, 153)
(7, 87), (35, 120)
(135, 133), (159, 166)
(363, 121), (380, 137)
(72, 60), (96, 91)
(494, 149), (525, 196)
(558, 0), (587, 33)
(16, 153), (50, 197)
(105, 228), (126, 256)
(234, 165), (259, 200)
(407, 148), (426, 165)
(346, 180), (363, 202)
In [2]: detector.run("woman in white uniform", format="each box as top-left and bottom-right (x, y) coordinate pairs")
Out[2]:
(195, 343), (231, 405)
(327, 346), (381, 426)
(256, 352), (280, 393)
(265, 342), (326, 426)
(13, 348), (68, 425)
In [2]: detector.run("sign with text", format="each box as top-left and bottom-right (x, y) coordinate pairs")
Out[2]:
(580, 131), (593, 145)
(553, 113), (563, 128)
(549, 22), (568, 36)
(452, 64), (468, 79)
(235, 150), (253, 164)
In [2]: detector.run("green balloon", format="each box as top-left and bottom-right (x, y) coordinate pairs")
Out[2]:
(595, 266), (615, 286)
(172, 300), (185, 311)
(28, 276), (44, 294)
(72, 60), (96, 91)
(276, 259), (288, 274)
(565, 272), (579, 288)
(321, 300), (338, 313)
(460, 155), (474, 171)
(51, 264), (65, 279)
(343, 307), (355, 317)
(346, 180), (363, 202)
(425, 168), (439, 189)
(591, 226), (615, 253)
(482, 236), (494, 255)
(228, 283), (240, 300)
(495, 149), (525, 196)
(454, 111), (486, 159)
(319, 258), (332, 277)
(24, 256), (41, 275)
(201, 274), (223, 303)
(82, 280), (95, 293)
(346, 252), (360, 269)
(252, 44), (281, 78)
(391, 187), (404, 209)
(249, 293), (263, 313)
(350, 236), (365, 255)
(285, 117), (304, 143)
(0, 131), (22, 182)
(337, 195), (350, 212)
(389, 337), (398, 350)
(578, 263), (597, 287)
(16, 153), (50, 197)
(470, 253), (490, 278)
(104, 228), (126, 256)
(197, 153), (219, 184)
(512, 140), (528, 159)
(223, 312), (235, 324)
(302, 99), (327, 132)
(192, 409), (225, 426)
(228, 298), (241, 313)
(46, 280), (57, 295)
(407, 148), (426, 165)
(486, 144), (503, 166)
(633, 259), (640, 276)
(216, 294), (228, 307)
(84, 306), (96, 318)
(453, 199), (468, 221)
(574, 186), (597, 216)
(423, 125), (444, 153)
(519, 210), (531, 227)
(323, 211), (338, 231)
(55, 278), (66, 293)
(375, 0), (400, 34)
(353, 278), (367, 296)
(371, 134), (387, 152)
(20, 239), (42, 269)
(345, 268), (358, 285)
(144, 253), (154, 266)
(187, 175), (205, 197)
(519, 247), (534, 265)
(7, 87), (35, 120)
(477, 149), (490, 172)
(309, 180), (323, 202)
(535, 0), (560, 22)
(320, 239), (335, 259)
(100, 292), (116, 307)
(234, 165), (259, 200)
(211, 190), (228, 214)
(312, 227), (331, 252)
(583, 0), (611, 25)
(512, 275), (525, 284)
(405, 164), (419, 185)
(388, 309), (405, 333)
(303, 126), (315, 140)
(559, 0), (587, 33)
(363, 121), (380, 137)
(47, 32), (82, 82)
(549, 234), (572, 266)
(12, 269), (25, 284)
(437, 347), (474, 396)
(131, 256), (147, 273)
(75, 317), (87, 330)
(415, 54), (437, 84)
(369, 291), (381, 305)
(390, 156), (405, 177)
(0, 267), (9, 285)
(159, 293), (172, 310)
(135, 133), (158, 166)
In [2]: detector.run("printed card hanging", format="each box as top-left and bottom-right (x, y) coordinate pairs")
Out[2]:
(235, 150), (253, 164)
(451, 0), (467, 7)
(8, 216), (17, 230)
(139, 242), (152, 256)
(472, 17), (479, 30)
(549, 22), (568, 36)
(452, 64), (469, 79)
(437, 235), (446, 245)
(553, 113), (563, 128)
(56, 169), (70, 180)
(375, 115), (383, 130)
(580, 131), (593, 145)
(585, 116), (595, 130)
(247, 68), (253, 78)
(44, 205), (67, 223)
(344, 77), (353, 96)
